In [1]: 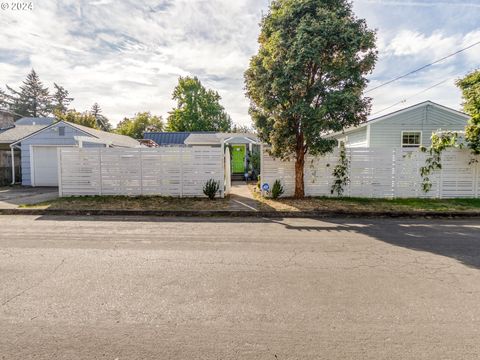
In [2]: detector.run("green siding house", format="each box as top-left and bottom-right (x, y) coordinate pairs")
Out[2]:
(331, 101), (469, 148)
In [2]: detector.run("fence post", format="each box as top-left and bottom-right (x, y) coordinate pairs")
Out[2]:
(57, 148), (63, 197)
(139, 149), (143, 196)
(98, 148), (103, 196)
(180, 147), (184, 198)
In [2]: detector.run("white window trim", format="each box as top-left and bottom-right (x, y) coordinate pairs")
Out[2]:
(401, 130), (423, 148)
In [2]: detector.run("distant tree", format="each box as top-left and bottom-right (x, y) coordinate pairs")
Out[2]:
(116, 112), (164, 139)
(52, 83), (73, 115)
(6, 69), (52, 117)
(456, 69), (480, 154)
(90, 103), (112, 131)
(55, 110), (99, 129)
(167, 76), (232, 132)
(245, 0), (377, 198)
(232, 124), (253, 133)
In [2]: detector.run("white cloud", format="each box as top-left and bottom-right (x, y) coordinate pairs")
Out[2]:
(0, 0), (478, 128)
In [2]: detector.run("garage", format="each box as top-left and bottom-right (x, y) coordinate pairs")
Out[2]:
(32, 146), (60, 187)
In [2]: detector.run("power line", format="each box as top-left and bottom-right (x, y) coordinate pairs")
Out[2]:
(366, 40), (480, 94)
(370, 78), (452, 116)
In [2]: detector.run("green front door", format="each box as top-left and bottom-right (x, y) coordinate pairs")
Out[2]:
(232, 145), (246, 174)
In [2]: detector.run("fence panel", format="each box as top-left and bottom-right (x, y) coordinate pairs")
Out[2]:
(262, 147), (480, 199)
(59, 147), (224, 197)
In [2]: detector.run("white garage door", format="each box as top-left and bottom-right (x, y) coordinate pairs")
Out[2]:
(32, 146), (60, 187)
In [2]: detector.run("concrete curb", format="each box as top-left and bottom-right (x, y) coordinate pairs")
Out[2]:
(0, 208), (479, 219)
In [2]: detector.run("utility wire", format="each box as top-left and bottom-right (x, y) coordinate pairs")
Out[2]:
(366, 40), (480, 93)
(370, 78), (452, 116)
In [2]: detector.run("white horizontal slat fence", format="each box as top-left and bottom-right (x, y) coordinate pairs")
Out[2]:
(262, 147), (480, 199)
(58, 147), (224, 197)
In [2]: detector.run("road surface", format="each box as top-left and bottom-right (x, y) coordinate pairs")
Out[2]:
(1, 215), (480, 359)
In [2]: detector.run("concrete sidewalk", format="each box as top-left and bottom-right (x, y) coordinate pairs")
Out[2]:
(228, 182), (261, 211)
(0, 187), (58, 209)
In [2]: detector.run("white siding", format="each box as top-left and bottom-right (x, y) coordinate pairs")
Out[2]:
(20, 124), (93, 186)
(369, 104), (467, 148)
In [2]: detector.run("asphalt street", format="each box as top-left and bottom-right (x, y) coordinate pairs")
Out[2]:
(1, 215), (480, 359)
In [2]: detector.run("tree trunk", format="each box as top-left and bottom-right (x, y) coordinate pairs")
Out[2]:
(294, 152), (305, 198)
(294, 133), (305, 198)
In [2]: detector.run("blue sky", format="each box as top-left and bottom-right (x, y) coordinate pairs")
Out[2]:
(0, 0), (479, 126)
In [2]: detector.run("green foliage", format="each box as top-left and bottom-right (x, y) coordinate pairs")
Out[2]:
(90, 103), (112, 131)
(456, 70), (480, 154)
(116, 112), (164, 139)
(244, 0), (377, 198)
(420, 131), (460, 193)
(271, 179), (285, 199)
(52, 83), (73, 115)
(203, 179), (220, 200)
(55, 110), (99, 129)
(250, 150), (261, 175)
(167, 76), (232, 132)
(331, 142), (350, 196)
(5, 69), (52, 117)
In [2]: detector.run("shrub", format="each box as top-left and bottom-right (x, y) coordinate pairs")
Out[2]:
(271, 179), (284, 199)
(203, 179), (220, 200)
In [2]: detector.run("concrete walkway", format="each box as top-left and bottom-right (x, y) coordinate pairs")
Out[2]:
(228, 182), (260, 211)
(0, 187), (58, 209)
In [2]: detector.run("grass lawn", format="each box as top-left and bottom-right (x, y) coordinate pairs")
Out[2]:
(249, 184), (480, 213)
(21, 195), (231, 211)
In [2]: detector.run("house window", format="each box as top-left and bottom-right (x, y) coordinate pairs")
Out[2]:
(59, 126), (65, 136)
(401, 131), (422, 148)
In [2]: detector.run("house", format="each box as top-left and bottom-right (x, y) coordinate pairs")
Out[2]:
(330, 101), (469, 148)
(144, 131), (260, 179)
(7, 119), (139, 187)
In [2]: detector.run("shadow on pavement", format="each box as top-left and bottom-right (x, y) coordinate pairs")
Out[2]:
(268, 218), (480, 270)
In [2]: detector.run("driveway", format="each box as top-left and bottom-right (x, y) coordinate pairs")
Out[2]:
(1, 216), (480, 359)
(0, 187), (58, 209)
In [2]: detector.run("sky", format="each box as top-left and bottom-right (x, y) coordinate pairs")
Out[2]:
(0, 0), (479, 127)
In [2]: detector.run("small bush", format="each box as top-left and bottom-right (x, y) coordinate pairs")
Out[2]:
(203, 179), (220, 200)
(271, 179), (284, 199)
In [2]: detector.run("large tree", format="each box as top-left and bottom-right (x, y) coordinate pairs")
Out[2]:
(52, 83), (73, 115)
(6, 69), (52, 117)
(456, 69), (480, 154)
(167, 76), (232, 132)
(116, 112), (164, 139)
(245, 0), (377, 198)
(90, 103), (112, 131)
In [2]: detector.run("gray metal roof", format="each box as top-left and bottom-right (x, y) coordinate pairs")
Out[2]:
(15, 117), (56, 126)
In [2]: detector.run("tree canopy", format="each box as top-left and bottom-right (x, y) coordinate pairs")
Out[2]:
(55, 110), (99, 129)
(90, 103), (112, 131)
(116, 112), (164, 139)
(245, 0), (377, 197)
(5, 69), (52, 117)
(167, 76), (232, 132)
(456, 69), (480, 154)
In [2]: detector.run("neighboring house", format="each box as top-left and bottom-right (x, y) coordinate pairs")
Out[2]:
(8, 119), (139, 187)
(0, 109), (15, 130)
(330, 101), (469, 148)
(144, 131), (259, 178)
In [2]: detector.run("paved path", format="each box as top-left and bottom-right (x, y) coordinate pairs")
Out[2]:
(0, 187), (58, 209)
(1, 216), (480, 359)
(228, 181), (260, 211)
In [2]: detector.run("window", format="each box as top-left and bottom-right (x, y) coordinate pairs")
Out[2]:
(59, 126), (65, 136)
(401, 131), (421, 148)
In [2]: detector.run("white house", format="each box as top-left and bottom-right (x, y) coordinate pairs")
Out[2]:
(330, 101), (469, 148)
